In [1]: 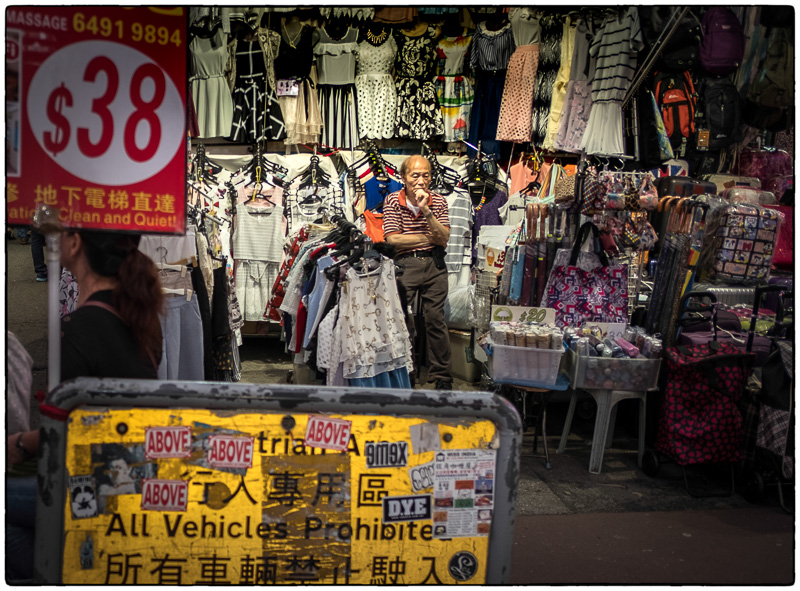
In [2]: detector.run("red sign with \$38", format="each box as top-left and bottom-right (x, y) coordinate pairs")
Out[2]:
(6, 7), (186, 233)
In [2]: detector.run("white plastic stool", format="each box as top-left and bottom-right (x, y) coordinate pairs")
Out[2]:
(557, 388), (648, 474)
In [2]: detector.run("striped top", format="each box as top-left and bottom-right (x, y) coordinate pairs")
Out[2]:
(383, 189), (450, 255)
(232, 204), (285, 262)
(589, 8), (644, 103)
(444, 188), (473, 272)
(470, 22), (516, 72)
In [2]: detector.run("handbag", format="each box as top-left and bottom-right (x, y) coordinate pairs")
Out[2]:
(554, 172), (578, 211)
(542, 222), (629, 328)
(580, 171), (607, 215)
(638, 174), (659, 211)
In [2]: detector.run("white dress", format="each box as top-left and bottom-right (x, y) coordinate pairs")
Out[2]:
(189, 28), (234, 138)
(355, 36), (398, 139)
(335, 259), (413, 379)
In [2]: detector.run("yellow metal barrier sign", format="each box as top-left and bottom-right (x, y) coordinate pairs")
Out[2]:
(62, 408), (499, 584)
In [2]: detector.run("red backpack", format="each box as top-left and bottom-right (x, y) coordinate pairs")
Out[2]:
(654, 70), (698, 151)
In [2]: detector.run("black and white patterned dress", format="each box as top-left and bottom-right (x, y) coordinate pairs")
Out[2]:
(530, 14), (563, 147)
(228, 30), (286, 143)
(394, 26), (444, 140)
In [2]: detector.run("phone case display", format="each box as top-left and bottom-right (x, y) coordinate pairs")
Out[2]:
(394, 25), (445, 140)
(496, 8), (540, 142)
(355, 32), (398, 139)
(314, 26), (360, 149)
(530, 14), (564, 146)
(274, 23), (322, 146)
(580, 8), (644, 155)
(468, 21), (515, 148)
(190, 28), (234, 138)
(228, 29), (286, 143)
(434, 31), (474, 143)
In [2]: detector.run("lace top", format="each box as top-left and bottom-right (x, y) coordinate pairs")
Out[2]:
(356, 35), (397, 79)
(314, 26), (359, 85)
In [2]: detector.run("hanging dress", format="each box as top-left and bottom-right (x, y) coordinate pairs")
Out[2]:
(434, 31), (474, 143)
(496, 8), (541, 142)
(555, 18), (597, 153)
(227, 29), (286, 143)
(394, 25), (445, 140)
(189, 28), (234, 138)
(543, 16), (576, 150)
(580, 8), (644, 155)
(355, 34), (398, 139)
(467, 22), (515, 155)
(314, 26), (360, 149)
(530, 14), (563, 147)
(274, 23), (323, 146)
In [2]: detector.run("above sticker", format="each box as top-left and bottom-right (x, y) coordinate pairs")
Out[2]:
(145, 426), (192, 459)
(365, 441), (408, 468)
(207, 435), (254, 469)
(382, 494), (432, 523)
(141, 479), (188, 512)
(305, 416), (352, 452)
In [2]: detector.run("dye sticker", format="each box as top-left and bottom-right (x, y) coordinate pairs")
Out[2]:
(365, 441), (408, 468)
(207, 435), (254, 469)
(409, 423), (440, 455)
(382, 494), (432, 523)
(145, 426), (192, 459)
(408, 460), (435, 493)
(140, 479), (188, 512)
(68, 475), (98, 519)
(304, 415), (352, 452)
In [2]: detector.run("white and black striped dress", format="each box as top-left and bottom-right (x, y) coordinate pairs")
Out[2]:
(580, 8), (644, 155)
(314, 27), (360, 149)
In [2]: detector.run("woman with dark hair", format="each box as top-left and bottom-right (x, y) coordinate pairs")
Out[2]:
(59, 230), (164, 380)
(6, 230), (164, 582)
(6, 231), (164, 581)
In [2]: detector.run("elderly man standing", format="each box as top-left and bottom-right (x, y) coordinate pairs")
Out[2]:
(383, 155), (453, 390)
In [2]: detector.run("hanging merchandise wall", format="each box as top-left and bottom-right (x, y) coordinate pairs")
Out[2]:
(181, 6), (793, 405)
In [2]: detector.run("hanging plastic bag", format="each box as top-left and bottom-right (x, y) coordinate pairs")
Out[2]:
(446, 284), (475, 329)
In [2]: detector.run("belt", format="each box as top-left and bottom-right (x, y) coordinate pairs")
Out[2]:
(398, 250), (433, 259)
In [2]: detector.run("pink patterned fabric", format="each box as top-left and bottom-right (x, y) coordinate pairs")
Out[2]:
(544, 262), (628, 328)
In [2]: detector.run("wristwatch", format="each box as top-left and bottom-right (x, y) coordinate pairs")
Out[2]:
(16, 433), (33, 460)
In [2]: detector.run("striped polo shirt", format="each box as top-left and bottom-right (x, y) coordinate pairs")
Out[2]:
(383, 189), (450, 255)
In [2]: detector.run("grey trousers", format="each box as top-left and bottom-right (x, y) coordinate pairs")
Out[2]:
(397, 256), (452, 382)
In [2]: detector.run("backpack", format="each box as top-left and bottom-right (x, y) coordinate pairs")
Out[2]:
(653, 70), (697, 151)
(748, 27), (794, 110)
(698, 77), (741, 149)
(699, 7), (746, 75)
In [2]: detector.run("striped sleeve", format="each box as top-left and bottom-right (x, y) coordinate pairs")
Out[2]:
(432, 194), (450, 228)
(382, 192), (403, 237)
